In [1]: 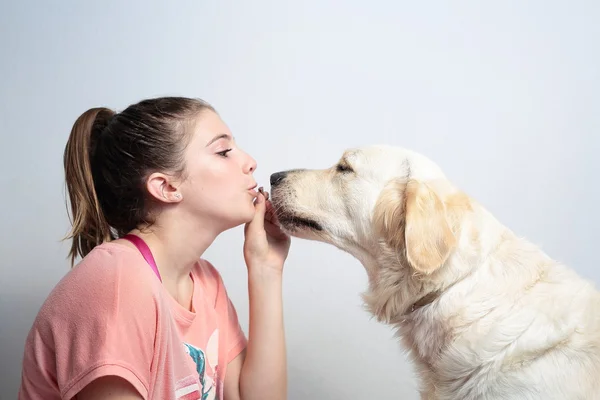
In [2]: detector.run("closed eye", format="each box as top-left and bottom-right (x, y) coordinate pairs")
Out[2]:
(336, 163), (353, 173)
(217, 149), (232, 157)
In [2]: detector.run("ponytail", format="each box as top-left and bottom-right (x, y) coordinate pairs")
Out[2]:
(63, 107), (115, 266)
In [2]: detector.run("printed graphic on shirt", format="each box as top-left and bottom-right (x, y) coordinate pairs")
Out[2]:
(175, 375), (202, 400)
(182, 329), (220, 400)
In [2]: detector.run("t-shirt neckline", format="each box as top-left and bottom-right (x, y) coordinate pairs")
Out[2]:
(102, 241), (199, 326)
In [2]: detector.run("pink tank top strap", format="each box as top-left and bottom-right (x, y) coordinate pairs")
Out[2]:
(122, 234), (162, 282)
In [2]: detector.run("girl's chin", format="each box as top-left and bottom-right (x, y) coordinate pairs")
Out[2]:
(222, 201), (257, 227)
(234, 205), (257, 225)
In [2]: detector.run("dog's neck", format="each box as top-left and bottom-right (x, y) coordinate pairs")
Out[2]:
(402, 257), (482, 317)
(361, 203), (508, 325)
(359, 205), (527, 391)
(405, 289), (442, 315)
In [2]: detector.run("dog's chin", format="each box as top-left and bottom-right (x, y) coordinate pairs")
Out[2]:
(277, 214), (324, 239)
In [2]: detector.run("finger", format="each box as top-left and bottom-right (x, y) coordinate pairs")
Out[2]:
(258, 187), (269, 201)
(265, 221), (290, 242)
(264, 218), (290, 241)
(264, 201), (289, 237)
(265, 200), (278, 224)
(245, 187), (267, 235)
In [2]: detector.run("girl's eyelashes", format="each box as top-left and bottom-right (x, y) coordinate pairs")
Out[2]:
(217, 149), (232, 157)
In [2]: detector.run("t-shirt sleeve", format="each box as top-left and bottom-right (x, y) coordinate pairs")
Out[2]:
(202, 260), (248, 364)
(24, 249), (160, 400)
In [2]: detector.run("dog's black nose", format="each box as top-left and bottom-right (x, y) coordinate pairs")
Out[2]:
(270, 171), (288, 187)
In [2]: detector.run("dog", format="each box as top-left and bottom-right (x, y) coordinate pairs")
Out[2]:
(269, 145), (600, 400)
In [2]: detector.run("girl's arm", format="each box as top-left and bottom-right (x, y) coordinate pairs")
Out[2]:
(76, 376), (144, 400)
(224, 191), (290, 400)
(224, 270), (286, 400)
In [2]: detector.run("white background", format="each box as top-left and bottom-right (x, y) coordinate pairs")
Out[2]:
(1, 1), (599, 398)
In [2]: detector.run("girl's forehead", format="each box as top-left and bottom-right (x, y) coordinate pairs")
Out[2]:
(189, 111), (232, 144)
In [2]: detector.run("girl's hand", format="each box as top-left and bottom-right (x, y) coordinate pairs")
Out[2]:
(243, 188), (291, 274)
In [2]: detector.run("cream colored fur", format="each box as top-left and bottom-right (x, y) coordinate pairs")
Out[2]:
(270, 145), (600, 400)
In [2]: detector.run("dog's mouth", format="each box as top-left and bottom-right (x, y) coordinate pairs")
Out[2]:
(277, 215), (323, 232)
(270, 187), (324, 233)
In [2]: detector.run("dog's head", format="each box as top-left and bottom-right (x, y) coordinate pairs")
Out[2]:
(270, 145), (472, 275)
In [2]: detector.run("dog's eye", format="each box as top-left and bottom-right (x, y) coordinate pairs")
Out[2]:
(336, 164), (353, 173)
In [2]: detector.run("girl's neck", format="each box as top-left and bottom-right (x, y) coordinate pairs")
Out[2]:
(128, 215), (220, 305)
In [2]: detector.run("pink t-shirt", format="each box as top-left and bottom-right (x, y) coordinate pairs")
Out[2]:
(19, 242), (247, 400)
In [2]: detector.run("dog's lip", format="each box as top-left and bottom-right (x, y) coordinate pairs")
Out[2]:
(278, 215), (323, 231)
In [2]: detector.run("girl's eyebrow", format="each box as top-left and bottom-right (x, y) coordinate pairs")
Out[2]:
(205, 133), (234, 147)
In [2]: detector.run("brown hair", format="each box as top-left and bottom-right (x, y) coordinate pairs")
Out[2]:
(63, 96), (215, 266)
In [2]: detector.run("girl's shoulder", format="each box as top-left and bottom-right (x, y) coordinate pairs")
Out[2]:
(191, 258), (226, 300)
(35, 241), (164, 327)
(193, 257), (222, 281)
(22, 242), (171, 399)
(62, 241), (161, 291)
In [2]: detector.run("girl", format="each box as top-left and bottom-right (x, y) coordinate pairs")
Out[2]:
(18, 97), (289, 400)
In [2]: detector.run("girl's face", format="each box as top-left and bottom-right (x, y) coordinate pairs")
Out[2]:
(172, 110), (259, 231)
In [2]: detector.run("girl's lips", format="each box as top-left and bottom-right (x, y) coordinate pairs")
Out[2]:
(248, 185), (259, 197)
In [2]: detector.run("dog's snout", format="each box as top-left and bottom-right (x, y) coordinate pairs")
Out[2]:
(270, 171), (288, 187)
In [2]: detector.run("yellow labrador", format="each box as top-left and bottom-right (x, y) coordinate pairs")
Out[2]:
(270, 145), (600, 400)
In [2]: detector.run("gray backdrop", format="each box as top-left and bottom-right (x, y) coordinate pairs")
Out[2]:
(1, 1), (599, 399)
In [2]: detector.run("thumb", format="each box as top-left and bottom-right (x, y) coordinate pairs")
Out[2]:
(245, 189), (267, 235)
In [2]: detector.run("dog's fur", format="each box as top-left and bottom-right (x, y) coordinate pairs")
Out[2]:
(270, 145), (600, 400)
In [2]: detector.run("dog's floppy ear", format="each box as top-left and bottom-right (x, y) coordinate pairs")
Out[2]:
(374, 179), (458, 274)
(373, 179), (407, 253)
(404, 180), (457, 274)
